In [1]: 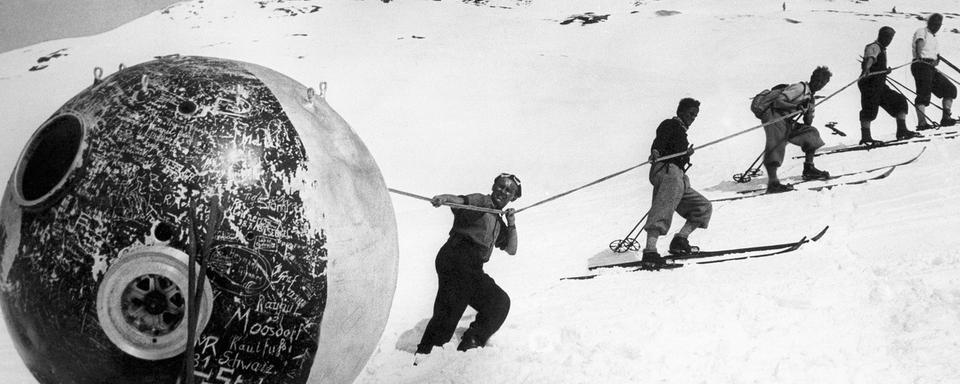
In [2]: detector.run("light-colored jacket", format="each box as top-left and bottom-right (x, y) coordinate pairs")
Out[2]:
(772, 81), (814, 123)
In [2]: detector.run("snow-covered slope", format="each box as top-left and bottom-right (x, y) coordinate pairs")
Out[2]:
(1, 0), (959, 383)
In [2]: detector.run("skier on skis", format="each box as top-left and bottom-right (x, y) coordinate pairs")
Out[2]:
(414, 174), (520, 362)
(911, 13), (957, 129)
(859, 26), (921, 145)
(640, 98), (713, 269)
(759, 66), (832, 193)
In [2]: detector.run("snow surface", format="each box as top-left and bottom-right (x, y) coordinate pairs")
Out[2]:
(1, 0), (960, 383)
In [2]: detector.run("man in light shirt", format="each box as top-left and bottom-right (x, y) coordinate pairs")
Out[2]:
(757, 67), (833, 193)
(911, 13), (957, 129)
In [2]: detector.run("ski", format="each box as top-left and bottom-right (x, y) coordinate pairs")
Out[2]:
(563, 238), (804, 281)
(670, 225), (828, 260)
(562, 263), (679, 281)
(562, 226), (828, 281)
(793, 130), (955, 158)
(723, 147), (925, 198)
(710, 165), (897, 202)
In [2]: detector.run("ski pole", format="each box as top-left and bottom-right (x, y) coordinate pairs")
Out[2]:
(732, 152), (764, 183)
(939, 56), (960, 77)
(732, 113), (802, 183)
(388, 188), (505, 215)
(886, 78), (941, 126)
(184, 199), (199, 384)
(610, 211), (649, 253)
(917, 58), (960, 88)
(938, 68), (960, 87)
(610, 159), (692, 251)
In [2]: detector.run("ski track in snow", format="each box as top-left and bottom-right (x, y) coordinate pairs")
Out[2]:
(2, 0), (960, 383)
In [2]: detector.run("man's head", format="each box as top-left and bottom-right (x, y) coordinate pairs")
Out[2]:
(676, 97), (700, 127)
(491, 173), (521, 208)
(878, 26), (896, 47)
(928, 13), (943, 34)
(809, 66), (832, 92)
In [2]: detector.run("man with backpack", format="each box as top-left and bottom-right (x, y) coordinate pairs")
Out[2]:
(752, 66), (832, 193)
(639, 98), (712, 268)
(859, 26), (921, 145)
(911, 13), (957, 129)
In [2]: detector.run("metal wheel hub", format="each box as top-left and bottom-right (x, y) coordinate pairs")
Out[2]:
(123, 274), (185, 335)
(96, 245), (213, 360)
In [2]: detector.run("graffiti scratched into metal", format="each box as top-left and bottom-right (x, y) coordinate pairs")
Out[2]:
(2, 56), (329, 383)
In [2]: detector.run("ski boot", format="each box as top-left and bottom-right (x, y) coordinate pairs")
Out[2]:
(896, 129), (922, 140)
(802, 163), (830, 181)
(940, 115), (957, 127)
(457, 334), (482, 352)
(668, 236), (699, 256)
(766, 181), (795, 194)
(916, 122), (938, 131)
(858, 138), (885, 147)
(640, 250), (665, 270)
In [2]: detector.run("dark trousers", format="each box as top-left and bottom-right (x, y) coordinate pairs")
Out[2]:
(911, 62), (957, 106)
(416, 236), (511, 354)
(858, 80), (908, 121)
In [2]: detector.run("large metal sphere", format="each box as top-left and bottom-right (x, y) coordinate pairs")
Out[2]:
(0, 55), (398, 384)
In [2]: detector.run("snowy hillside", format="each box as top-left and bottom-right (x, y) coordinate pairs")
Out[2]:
(2, 0), (960, 383)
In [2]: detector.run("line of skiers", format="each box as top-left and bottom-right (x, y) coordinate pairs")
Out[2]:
(411, 14), (958, 363)
(640, 14), (958, 267)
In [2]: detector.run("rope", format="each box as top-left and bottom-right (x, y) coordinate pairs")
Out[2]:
(513, 61), (914, 214)
(388, 188), (505, 215)
(390, 61), (915, 215)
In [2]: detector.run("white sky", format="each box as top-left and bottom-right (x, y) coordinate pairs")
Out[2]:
(0, 0), (181, 54)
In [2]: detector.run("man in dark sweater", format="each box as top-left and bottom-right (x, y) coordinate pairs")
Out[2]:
(640, 98), (712, 268)
(859, 26), (921, 145)
(415, 174), (520, 363)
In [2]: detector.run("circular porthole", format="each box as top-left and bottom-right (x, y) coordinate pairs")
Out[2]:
(152, 222), (176, 242)
(177, 100), (198, 116)
(14, 114), (86, 207)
